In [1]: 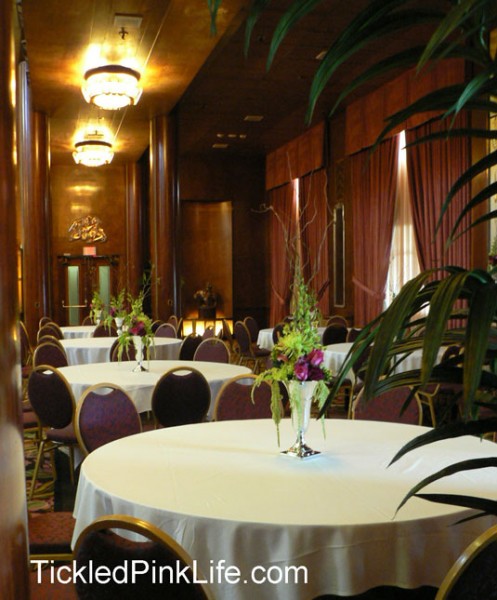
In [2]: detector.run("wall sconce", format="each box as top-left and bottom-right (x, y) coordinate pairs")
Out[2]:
(72, 139), (114, 167)
(82, 64), (142, 110)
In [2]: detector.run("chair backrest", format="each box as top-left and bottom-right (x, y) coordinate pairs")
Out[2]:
(155, 323), (177, 338)
(435, 524), (497, 600)
(352, 386), (423, 425)
(75, 384), (142, 455)
(221, 319), (234, 343)
(109, 337), (136, 362)
(346, 328), (362, 343)
(193, 338), (230, 363)
(244, 316), (259, 343)
(272, 322), (286, 344)
(179, 334), (203, 360)
(327, 315), (349, 328)
(81, 315), (93, 325)
(322, 324), (348, 346)
(33, 342), (69, 368)
(167, 314), (179, 330)
(213, 374), (277, 421)
(28, 365), (76, 429)
(38, 316), (53, 328)
(73, 514), (214, 600)
(151, 319), (165, 333)
(37, 322), (63, 342)
(234, 321), (252, 355)
(93, 322), (117, 337)
(201, 326), (215, 339)
(20, 321), (33, 367)
(151, 367), (210, 428)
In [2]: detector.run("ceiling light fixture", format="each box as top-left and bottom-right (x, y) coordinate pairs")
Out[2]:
(82, 64), (142, 110)
(73, 138), (114, 167)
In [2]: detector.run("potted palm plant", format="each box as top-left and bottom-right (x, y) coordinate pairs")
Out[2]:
(210, 0), (497, 518)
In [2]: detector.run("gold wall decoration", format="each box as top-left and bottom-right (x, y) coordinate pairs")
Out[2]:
(68, 215), (107, 243)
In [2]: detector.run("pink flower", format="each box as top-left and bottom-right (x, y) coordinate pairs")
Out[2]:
(308, 365), (326, 380)
(294, 359), (309, 381)
(130, 320), (146, 336)
(307, 348), (324, 367)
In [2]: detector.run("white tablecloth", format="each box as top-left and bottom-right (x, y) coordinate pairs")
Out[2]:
(323, 342), (446, 382)
(60, 325), (95, 339)
(60, 337), (182, 365)
(72, 419), (497, 600)
(59, 360), (251, 415)
(258, 327), (326, 351)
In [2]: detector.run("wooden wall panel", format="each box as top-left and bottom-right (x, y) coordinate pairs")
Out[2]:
(50, 165), (126, 324)
(180, 153), (268, 325)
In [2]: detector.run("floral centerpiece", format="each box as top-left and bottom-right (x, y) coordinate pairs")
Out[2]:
(105, 289), (129, 333)
(89, 290), (105, 324)
(194, 282), (217, 318)
(254, 272), (332, 457)
(116, 290), (153, 370)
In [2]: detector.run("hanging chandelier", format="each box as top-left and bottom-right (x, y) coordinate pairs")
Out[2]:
(82, 64), (142, 110)
(72, 139), (114, 167)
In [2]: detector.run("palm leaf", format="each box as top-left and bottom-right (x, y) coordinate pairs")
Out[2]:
(390, 419), (497, 467)
(206, 0), (224, 35)
(447, 182), (497, 243)
(396, 457), (497, 513)
(243, 0), (272, 56)
(414, 493), (497, 518)
(266, 0), (323, 69)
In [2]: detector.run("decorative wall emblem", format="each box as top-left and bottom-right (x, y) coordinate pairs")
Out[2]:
(68, 215), (107, 243)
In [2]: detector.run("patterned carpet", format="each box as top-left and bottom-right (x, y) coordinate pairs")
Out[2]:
(25, 435), (55, 514)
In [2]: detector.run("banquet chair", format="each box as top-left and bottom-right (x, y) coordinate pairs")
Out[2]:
(109, 337), (136, 361)
(179, 334), (203, 360)
(81, 315), (93, 325)
(75, 383), (142, 455)
(37, 322), (63, 342)
(33, 341), (69, 368)
(151, 319), (165, 333)
(20, 320), (33, 400)
(155, 322), (177, 338)
(201, 325), (215, 339)
(73, 514), (214, 600)
(346, 328), (362, 343)
(326, 315), (349, 328)
(167, 315), (183, 337)
(27, 365), (78, 499)
(28, 510), (75, 562)
(193, 338), (230, 364)
(213, 374), (279, 420)
(167, 314), (179, 330)
(435, 524), (497, 599)
(243, 315), (260, 344)
(322, 324), (348, 346)
(92, 322), (117, 337)
(352, 386), (423, 425)
(151, 367), (210, 428)
(38, 316), (53, 328)
(272, 322), (286, 344)
(233, 321), (270, 374)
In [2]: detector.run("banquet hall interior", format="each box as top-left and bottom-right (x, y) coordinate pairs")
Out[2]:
(1, 0), (495, 598)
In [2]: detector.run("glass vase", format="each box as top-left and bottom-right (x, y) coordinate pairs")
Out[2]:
(132, 335), (147, 372)
(115, 317), (124, 335)
(282, 380), (321, 459)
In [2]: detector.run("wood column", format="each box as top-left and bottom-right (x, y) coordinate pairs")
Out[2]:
(125, 163), (144, 296)
(149, 114), (178, 320)
(19, 60), (50, 340)
(0, 0), (30, 597)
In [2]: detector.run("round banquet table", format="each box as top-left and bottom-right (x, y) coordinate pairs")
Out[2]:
(60, 325), (95, 339)
(257, 326), (326, 351)
(72, 419), (497, 600)
(60, 336), (182, 365)
(58, 359), (251, 416)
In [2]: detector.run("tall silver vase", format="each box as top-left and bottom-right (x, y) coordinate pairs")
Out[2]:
(132, 335), (148, 372)
(282, 380), (321, 459)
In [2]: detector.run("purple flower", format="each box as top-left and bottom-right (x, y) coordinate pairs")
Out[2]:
(294, 358), (309, 381)
(130, 320), (146, 336)
(307, 348), (324, 367)
(308, 365), (325, 381)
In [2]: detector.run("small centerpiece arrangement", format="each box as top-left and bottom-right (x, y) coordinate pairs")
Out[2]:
(116, 290), (153, 371)
(106, 289), (129, 334)
(254, 272), (332, 458)
(89, 290), (105, 324)
(194, 282), (217, 319)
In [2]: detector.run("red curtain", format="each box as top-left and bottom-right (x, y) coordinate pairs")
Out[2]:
(269, 182), (297, 325)
(406, 116), (471, 272)
(300, 169), (330, 315)
(351, 137), (399, 326)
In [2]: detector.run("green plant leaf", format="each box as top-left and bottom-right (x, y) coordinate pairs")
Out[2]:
(207, 0), (224, 35)
(244, 0), (272, 56)
(396, 457), (497, 513)
(446, 181), (497, 243)
(266, 0), (323, 69)
(414, 493), (497, 518)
